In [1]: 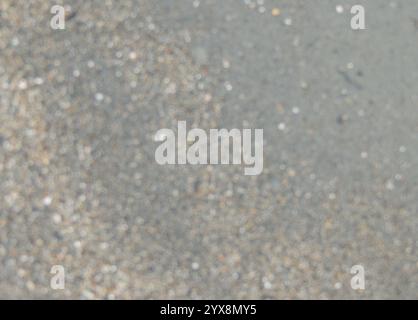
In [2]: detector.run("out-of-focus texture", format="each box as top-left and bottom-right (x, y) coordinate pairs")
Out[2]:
(0, 0), (417, 299)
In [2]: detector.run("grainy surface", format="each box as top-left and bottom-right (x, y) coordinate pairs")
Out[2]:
(0, 0), (417, 299)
